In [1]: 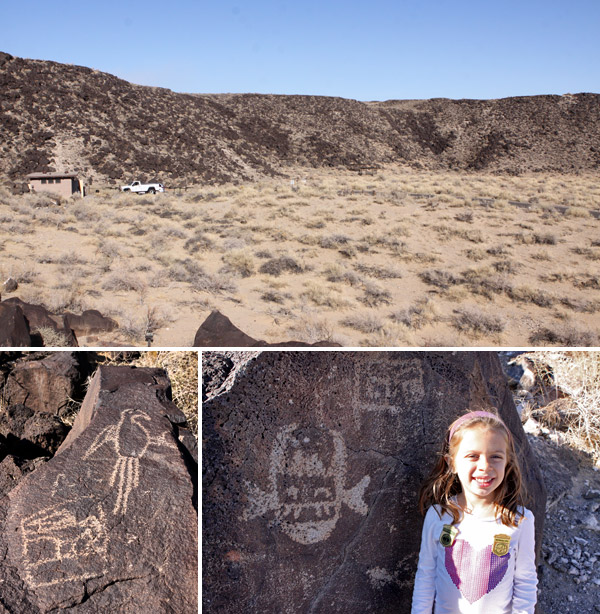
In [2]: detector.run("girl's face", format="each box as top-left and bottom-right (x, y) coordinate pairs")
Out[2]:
(450, 426), (508, 508)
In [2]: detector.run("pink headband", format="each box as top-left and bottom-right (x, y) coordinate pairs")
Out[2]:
(449, 411), (505, 441)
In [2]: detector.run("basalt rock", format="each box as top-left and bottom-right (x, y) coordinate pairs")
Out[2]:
(2, 352), (83, 418)
(0, 403), (68, 459)
(202, 351), (546, 614)
(63, 309), (118, 338)
(194, 310), (341, 347)
(3, 298), (77, 346)
(0, 365), (198, 614)
(0, 302), (32, 347)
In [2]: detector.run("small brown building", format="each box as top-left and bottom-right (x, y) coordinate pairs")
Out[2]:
(26, 172), (84, 198)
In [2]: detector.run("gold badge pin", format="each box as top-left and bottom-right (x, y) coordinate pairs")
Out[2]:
(439, 524), (459, 547)
(492, 534), (511, 556)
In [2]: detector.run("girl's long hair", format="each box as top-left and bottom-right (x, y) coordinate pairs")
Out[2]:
(418, 410), (526, 527)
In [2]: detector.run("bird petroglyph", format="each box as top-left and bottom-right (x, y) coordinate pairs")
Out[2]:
(83, 408), (168, 515)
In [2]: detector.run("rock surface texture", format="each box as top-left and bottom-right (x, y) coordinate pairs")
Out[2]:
(0, 365), (198, 614)
(202, 351), (546, 614)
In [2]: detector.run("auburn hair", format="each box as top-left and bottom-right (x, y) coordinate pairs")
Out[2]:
(418, 410), (526, 527)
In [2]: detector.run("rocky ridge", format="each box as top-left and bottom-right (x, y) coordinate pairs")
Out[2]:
(1, 51), (599, 189)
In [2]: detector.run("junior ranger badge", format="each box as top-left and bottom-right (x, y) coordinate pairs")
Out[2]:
(492, 534), (511, 556)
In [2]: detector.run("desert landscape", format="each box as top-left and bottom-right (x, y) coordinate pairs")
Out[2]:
(1, 167), (599, 346)
(1, 52), (599, 346)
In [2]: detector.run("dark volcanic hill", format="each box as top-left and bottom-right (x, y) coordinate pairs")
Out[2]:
(1, 51), (599, 189)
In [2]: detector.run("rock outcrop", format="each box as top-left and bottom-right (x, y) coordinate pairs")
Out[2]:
(194, 310), (341, 347)
(202, 351), (545, 614)
(0, 298), (118, 347)
(2, 352), (85, 417)
(0, 365), (198, 613)
(2, 52), (599, 186)
(0, 302), (32, 347)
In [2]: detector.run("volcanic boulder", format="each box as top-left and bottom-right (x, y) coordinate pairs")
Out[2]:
(194, 310), (340, 347)
(0, 302), (32, 347)
(2, 352), (83, 418)
(202, 351), (545, 614)
(0, 365), (198, 614)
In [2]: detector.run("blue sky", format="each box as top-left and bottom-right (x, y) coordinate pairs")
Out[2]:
(3, 0), (599, 100)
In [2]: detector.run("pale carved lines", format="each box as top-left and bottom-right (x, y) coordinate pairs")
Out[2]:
(19, 504), (108, 589)
(83, 408), (168, 515)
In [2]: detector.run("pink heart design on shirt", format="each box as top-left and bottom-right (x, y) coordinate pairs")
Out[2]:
(445, 539), (511, 604)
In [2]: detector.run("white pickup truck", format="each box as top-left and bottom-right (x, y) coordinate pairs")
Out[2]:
(120, 181), (165, 194)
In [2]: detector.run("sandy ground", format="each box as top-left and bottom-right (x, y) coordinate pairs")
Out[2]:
(1, 165), (599, 347)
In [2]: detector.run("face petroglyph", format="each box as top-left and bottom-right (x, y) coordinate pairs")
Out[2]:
(243, 424), (371, 544)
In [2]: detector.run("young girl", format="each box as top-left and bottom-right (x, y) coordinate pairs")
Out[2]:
(411, 410), (538, 614)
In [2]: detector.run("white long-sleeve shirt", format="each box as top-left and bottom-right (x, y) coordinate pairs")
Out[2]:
(411, 505), (538, 614)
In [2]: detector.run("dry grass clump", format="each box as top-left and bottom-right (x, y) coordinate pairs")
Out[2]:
(259, 256), (303, 276)
(451, 306), (506, 335)
(524, 351), (600, 464)
(300, 281), (348, 309)
(131, 351), (198, 436)
(220, 250), (256, 278)
(420, 269), (461, 290)
(389, 298), (437, 329)
(341, 312), (385, 334)
(529, 325), (599, 347)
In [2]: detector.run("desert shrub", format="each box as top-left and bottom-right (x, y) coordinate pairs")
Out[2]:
(323, 264), (362, 286)
(341, 313), (384, 334)
(492, 259), (520, 274)
(523, 351), (600, 462)
(571, 247), (600, 261)
(360, 281), (392, 307)
(419, 269), (460, 290)
(300, 282), (347, 308)
(486, 244), (510, 256)
(451, 306), (505, 335)
(33, 327), (70, 347)
(184, 231), (215, 253)
(529, 326), (599, 347)
(192, 272), (237, 294)
(120, 306), (171, 341)
(454, 211), (474, 223)
(320, 234), (350, 249)
(286, 315), (337, 344)
(168, 259), (205, 283)
(101, 273), (146, 293)
(507, 286), (555, 308)
(572, 275), (600, 290)
(533, 232), (558, 245)
(389, 299), (435, 330)
(559, 297), (600, 313)
(260, 290), (290, 304)
(259, 256), (303, 276)
(255, 250), (272, 259)
(132, 352), (198, 436)
(355, 263), (402, 279)
(221, 250), (255, 278)
(464, 248), (487, 261)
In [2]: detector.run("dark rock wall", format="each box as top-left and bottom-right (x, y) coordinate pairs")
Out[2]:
(1, 52), (598, 186)
(0, 359), (198, 614)
(202, 351), (545, 614)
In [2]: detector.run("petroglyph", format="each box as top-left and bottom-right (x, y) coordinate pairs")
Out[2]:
(83, 408), (169, 515)
(19, 503), (108, 589)
(243, 424), (370, 544)
(356, 358), (425, 413)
